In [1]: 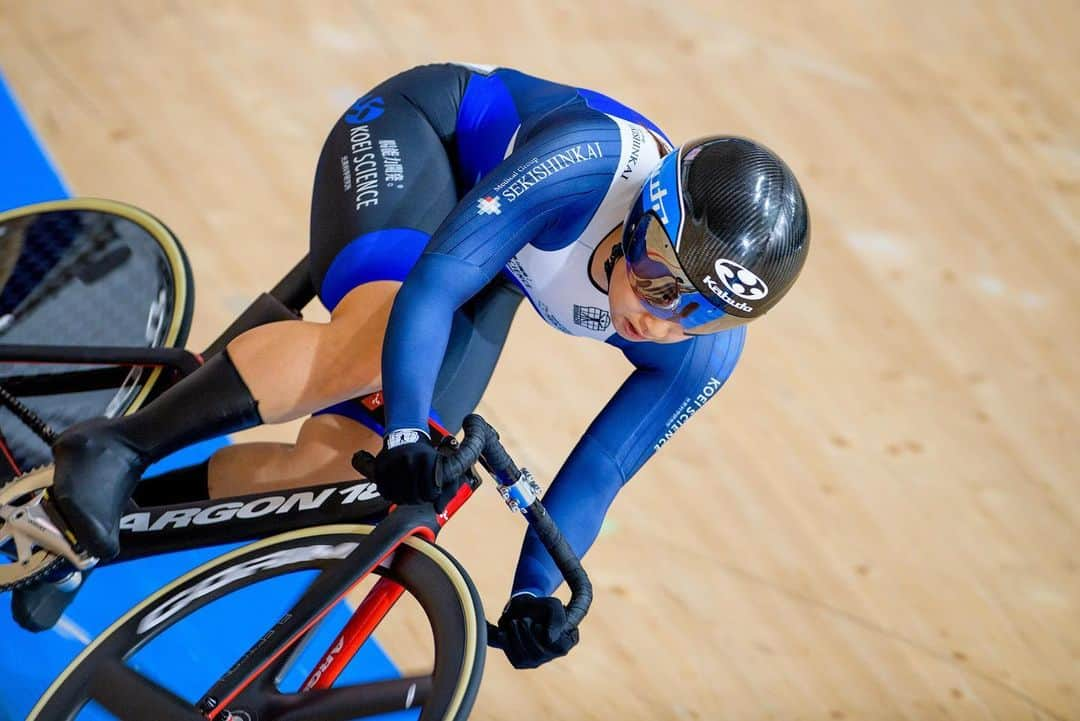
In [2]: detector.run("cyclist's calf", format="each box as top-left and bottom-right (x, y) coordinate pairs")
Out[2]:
(207, 413), (380, 498)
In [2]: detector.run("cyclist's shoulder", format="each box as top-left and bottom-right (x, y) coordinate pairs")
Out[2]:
(491, 66), (666, 127)
(463, 66), (661, 142)
(571, 84), (672, 149)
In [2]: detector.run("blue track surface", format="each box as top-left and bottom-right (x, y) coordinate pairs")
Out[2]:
(0, 70), (412, 721)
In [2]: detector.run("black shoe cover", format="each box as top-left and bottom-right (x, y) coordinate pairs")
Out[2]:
(50, 419), (148, 559)
(11, 569), (85, 632)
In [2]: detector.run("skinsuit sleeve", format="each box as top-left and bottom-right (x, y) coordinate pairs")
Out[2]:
(511, 327), (746, 596)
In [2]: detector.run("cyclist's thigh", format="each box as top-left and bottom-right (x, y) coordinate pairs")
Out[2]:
(308, 66), (464, 312)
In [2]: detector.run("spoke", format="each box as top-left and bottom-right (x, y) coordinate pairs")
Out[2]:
(267, 675), (433, 721)
(88, 658), (204, 721)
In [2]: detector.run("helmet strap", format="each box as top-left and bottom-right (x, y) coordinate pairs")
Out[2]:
(603, 242), (625, 286)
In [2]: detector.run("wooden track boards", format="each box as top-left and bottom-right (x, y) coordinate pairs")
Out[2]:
(2, 3), (1077, 718)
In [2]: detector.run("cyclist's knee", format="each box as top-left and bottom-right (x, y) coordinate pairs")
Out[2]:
(300, 283), (396, 391)
(290, 413), (381, 475)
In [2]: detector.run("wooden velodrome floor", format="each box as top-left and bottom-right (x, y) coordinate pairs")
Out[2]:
(2, 2), (1077, 719)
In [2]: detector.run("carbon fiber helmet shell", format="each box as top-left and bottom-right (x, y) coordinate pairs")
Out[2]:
(621, 135), (810, 332)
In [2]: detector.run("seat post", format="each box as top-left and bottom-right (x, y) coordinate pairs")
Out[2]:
(269, 255), (316, 313)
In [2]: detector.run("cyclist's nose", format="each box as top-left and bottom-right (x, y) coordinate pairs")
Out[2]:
(639, 312), (684, 341)
(636, 313), (665, 340)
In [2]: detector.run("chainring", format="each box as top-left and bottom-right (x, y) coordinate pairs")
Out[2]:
(0, 466), (67, 591)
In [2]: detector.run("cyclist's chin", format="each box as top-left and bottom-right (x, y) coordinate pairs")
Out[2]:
(611, 313), (648, 342)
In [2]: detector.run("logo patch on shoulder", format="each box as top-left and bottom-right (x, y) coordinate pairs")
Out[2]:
(477, 196), (502, 216)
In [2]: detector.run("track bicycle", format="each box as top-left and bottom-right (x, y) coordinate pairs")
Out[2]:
(0, 199), (592, 721)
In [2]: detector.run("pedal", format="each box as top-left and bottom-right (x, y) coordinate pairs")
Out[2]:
(0, 466), (98, 591)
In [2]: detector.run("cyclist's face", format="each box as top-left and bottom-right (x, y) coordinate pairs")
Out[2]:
(607, 256), (689, 344)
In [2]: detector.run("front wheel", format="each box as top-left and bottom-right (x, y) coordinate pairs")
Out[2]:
(27, 524), (486, 721)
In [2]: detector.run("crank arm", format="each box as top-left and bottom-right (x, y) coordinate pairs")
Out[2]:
(0, 502), (98, 571)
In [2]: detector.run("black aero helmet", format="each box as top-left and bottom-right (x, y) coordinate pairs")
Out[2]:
(621, 135), (810, 334)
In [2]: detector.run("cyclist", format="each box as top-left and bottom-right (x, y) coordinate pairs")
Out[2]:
(15, 63), (810, 669)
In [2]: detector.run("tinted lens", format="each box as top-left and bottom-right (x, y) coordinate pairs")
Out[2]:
(625, 212), (688, 315)
(628, 266), (679, 315)
(626, 215), (752, 335)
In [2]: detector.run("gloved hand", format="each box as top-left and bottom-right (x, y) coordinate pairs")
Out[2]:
(371, 429), (442, 505)
(497, 593), (580, 669)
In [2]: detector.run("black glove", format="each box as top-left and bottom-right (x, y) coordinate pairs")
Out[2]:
(497, 594), (580, 669)
(372, 430), (442, 505)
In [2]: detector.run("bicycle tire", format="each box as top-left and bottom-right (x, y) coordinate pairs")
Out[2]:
(26, 524), (486, 721)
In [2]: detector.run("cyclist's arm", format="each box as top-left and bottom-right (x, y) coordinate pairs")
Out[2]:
(511, 327), (746, 597)
(383, 116), (620, 432)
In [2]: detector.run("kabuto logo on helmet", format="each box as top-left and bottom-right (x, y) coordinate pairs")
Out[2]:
(702, 258), (763, 313)
(713, 259), (769, 300)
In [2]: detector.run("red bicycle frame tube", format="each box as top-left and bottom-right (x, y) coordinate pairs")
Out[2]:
(300, 576), (406, 691)
(0, 435), (20, 476)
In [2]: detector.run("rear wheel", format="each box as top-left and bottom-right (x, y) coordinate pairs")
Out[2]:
(26, 524), (486, 721)
(0, 198), (194, 481)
